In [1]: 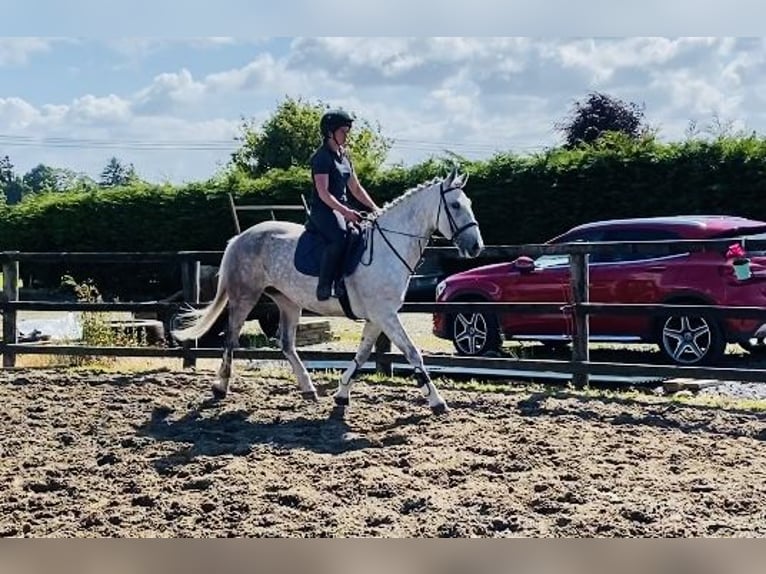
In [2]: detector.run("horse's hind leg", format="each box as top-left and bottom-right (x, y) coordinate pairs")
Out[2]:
(270, 294), (317, 401)
(333, 320), (381, 407)
(375, 313), (448, 415)
(213, 294), (260, 399)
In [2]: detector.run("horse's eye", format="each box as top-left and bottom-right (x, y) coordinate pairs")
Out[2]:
(450, 202), (460, 210)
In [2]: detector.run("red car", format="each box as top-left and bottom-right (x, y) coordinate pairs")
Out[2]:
(432, 215), (766, 365)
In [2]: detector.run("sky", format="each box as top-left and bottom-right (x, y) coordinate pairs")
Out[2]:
(2, 2), (766, 185)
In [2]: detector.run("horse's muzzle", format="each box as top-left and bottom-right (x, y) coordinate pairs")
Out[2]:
(467, 240), (483, 258)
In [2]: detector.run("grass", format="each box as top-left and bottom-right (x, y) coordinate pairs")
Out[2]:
(5, 311), (766, 413)
(9, 351), (766, 413)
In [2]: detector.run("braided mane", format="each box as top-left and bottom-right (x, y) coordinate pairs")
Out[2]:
(378, 176), (442, 215)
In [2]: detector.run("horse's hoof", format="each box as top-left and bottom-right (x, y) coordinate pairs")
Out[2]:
(334, 395), (350, 407)
(330, 404), (347, 420)
(431, 403), (450, 416)
(211, 385), (227, 401)
(301, 391), (319, 402)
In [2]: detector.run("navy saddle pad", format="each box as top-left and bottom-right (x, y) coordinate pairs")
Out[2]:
(293, 226), (367, 278)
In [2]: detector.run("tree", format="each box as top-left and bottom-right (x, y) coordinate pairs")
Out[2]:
(22, 164), (58, 194)
(0, 155), (14, 188)
(230, 96), (391, 178)
(22, 164), (96, 194)
(556, 91), (648, 148)
(0, 155), (29, 205)
(99, 157), (138, 187)
(54, 168), (97, 192)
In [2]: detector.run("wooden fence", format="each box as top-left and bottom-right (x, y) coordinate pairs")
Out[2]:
(4, 236), (766, 387)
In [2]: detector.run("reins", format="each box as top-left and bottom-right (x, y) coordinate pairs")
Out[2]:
(361, 181), (478, 273)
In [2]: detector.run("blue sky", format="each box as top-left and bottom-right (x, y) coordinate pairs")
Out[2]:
(2, 3), (766, 184)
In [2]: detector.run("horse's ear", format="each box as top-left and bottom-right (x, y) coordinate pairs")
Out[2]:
(446, 165), (458, 186)
(458, 172), (470, 188)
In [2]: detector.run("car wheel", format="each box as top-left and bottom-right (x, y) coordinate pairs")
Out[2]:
(258, 313), (280, 339)
(166, 309), (226, 347)
(451, 310), (502, 356)
(659, 313), (725, 365)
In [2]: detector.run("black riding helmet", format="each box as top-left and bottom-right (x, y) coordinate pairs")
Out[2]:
(320, 109), (353, 139)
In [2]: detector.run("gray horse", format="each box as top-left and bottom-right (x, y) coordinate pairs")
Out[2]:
(172, 168), (484, 414)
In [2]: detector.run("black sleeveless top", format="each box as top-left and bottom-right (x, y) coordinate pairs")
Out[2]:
(309, 142), (352, 218)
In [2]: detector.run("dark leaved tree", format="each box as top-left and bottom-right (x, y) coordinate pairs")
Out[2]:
(556, 91), (648, 148)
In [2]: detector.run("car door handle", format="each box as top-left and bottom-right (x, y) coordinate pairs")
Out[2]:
(647, 265), (667, 271)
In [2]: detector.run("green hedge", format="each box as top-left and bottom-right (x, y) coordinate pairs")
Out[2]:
(4, 135), (766, 296)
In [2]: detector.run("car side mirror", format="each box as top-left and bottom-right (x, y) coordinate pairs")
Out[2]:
(511, 256), (535, 273)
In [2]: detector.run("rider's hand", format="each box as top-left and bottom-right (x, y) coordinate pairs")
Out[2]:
(343, 208), (363, 223)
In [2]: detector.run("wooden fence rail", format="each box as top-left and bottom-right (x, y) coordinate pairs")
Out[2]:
(4, 236), (766, 386)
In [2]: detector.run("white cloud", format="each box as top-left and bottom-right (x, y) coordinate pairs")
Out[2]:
(0, 97), (42, 128)
(553, 38), (719, 81)
(206, 53), (282, 92)
(133, 69), (207, 115)
(66, 94), (133, 125)
(0, 38), (52, 66)
(5, 37), (766, 183)
(204, 52), (345, 97)
(288, 38), (536, 87)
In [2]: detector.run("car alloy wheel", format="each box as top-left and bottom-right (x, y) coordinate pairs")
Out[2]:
(451, 311), (501, 356)
(660, 314), (722, 365)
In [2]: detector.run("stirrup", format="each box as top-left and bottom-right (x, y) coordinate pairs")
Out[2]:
(316, 284), (333, 301)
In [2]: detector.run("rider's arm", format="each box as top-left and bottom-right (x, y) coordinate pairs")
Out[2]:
(313, 173), (356, 219)
(348, 170), (380, 213)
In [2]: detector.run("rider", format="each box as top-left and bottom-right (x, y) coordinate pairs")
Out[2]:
(307, 109), (380, 301)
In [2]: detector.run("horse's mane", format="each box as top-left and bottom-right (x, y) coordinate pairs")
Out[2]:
(377, 176), (443, 216)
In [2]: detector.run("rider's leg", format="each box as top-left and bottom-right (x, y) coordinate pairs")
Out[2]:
(316, 239), (344, 301)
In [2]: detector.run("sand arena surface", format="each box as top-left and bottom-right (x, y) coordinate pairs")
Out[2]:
(1, 367), (765, 537)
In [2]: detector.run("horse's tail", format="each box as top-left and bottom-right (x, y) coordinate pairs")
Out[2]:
(171, 243), (234, 342)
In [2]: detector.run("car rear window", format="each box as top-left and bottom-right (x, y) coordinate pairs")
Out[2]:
(726, 229), (766, 257)
(596, 228), (681, 263)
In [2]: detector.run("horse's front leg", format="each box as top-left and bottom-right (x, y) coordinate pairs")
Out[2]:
(334, 320), (381, 406)
(376, 313), (448, 415)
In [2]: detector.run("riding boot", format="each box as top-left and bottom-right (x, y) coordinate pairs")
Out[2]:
(316, 243), (342, 301)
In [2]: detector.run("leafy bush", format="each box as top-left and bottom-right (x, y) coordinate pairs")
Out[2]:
(59, 275), (146, 366)
(4, 135), (766, 295)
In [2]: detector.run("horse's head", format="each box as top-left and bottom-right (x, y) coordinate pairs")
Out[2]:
(434, 167), (484, 258)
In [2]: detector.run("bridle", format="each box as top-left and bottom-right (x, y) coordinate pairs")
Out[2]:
(436, 180), (479, 244)
(362, 179), (479, 273)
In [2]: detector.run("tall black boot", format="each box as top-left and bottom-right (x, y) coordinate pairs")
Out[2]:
(316, 243), (342, 301)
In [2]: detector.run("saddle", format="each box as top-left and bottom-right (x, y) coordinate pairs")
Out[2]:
(293, 223), (369, 319)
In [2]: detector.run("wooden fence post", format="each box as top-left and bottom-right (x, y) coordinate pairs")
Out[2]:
(180, 259), (201, 369)
(375, 333), (393, 377)
(2, 258), (19, 368)
(570, 252), (590, 388)
(227, 193), (242, 235)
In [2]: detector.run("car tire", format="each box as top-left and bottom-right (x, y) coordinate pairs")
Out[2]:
(658, 312), (725, 365)
(258, 313), (280, 339)
(165, 308), (226, 347)
(450, 309), (502, 356)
